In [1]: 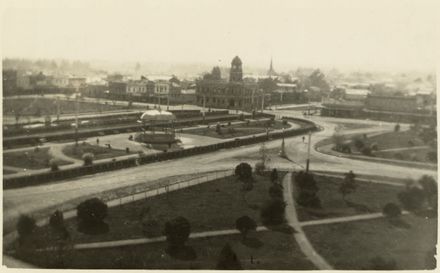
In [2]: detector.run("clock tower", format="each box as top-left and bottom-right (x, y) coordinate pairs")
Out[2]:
(229, 56), (243, 82)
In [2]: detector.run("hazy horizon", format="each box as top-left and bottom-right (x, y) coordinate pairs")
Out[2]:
(1, 0), (437, 73)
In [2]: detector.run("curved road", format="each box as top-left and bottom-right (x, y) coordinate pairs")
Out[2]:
(4, 111), (436, 227)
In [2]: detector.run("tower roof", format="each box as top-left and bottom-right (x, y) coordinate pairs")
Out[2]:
(231, 56), (242, 65)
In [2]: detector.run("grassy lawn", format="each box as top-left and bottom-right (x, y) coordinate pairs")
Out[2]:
(374, 146), (433, 162)
(3, 97), (137, 116)
(295, 174), (402, 222)
(62, 142), (135, 160)
(3, 147), (72, 170)
(184, 120), (291, 139)
(23, 172), (286, 247)
(303, 214), (437, 270)
(15, 231), (315, 269)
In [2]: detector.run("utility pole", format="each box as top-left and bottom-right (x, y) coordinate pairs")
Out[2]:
(306, 131), (312, 172)
(56, 96), (60, 121)
(167, 93), (170, 111)
(202, 95), (206, 121)
(261, 92), (265, 112)
(74, 89), (79, 146)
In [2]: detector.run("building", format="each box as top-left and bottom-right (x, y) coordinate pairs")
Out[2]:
(2, 69), (18, 94)
(68, 77), (87, 89)
(126, 79), (149, 96)
(16, 71), (32, 90)
(365, 94), (418, 113)
(344, 88), (371, 101)
(195, 56), (263, 110)
(108, 81), (127, 95)
(51, 75), (69, 88)
(154, 80), (170, 96)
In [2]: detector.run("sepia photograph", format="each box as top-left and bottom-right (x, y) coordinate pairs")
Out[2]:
(1, 0), (438, 270)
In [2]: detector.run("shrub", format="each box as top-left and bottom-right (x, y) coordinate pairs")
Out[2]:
(270, 168), (279, 183)
(163, 217), (191, 254)
(82, 152), (94, 166)
(295, 171), (321, 208)
(260, 199), (286, 226)
(49, 159), (59, 171)
(17, 214), (36, 240)
(382, 203), (402, 218)
(254, 161), (265, 175)
(361, 146), (372, 156)
(339, 171), (356, 201)
(282, 119), (288, 125)
(216, 243), (242, 270)
(419, 175), (437, 208)
(341, 144), (351, 154)
(126, 147), (130, 153)
(49, 210), (70, 241)
(398, 186), (425, 211)
(269, 184), (283, 200)
(76, 198), (109, 234)
(353, 137), (365, 150)
(370, 142), (378, 151)
(394, 123), (400, 132)
(235, 162), (253, 182)
(235, 216), (257, 240)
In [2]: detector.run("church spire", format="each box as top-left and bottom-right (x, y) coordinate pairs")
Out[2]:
(268, 57), (276, 77)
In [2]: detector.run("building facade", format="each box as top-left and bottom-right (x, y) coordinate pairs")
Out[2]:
(196, 56), (263, 110)
(365, 94), (418, 113)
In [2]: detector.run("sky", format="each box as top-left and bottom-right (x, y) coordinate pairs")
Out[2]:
(1, 0), (438, 72)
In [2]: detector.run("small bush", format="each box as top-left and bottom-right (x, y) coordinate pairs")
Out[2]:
(254, 162), (265, 175)
(77, 198), (109, 234)
(163, 217), (191, 257)
(49, 159), (59, 171)
(235, 162), (253, 182)
(361, 146), (372, 156)
(426, 151), (437, 163)
(82, 152), (94, 166)
(353, 137), (365, 150)
(295, 171), (321, 208)
(270, 168), (279, 183)
(394, 153), (404, 160)
(17, 214), (36, 239)
(370, 142), (379, 151)
(260, 199), (286, 226)
(382, 203), (402, 218)
(398, 186), (425, 211)
(216, 243), (242, 270)
(394, 123), (400, 132)
(282, 119), (288, 125)
(235, 216), (257, 240)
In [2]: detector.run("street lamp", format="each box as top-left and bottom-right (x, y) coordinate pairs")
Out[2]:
(305, 131), (312, 172)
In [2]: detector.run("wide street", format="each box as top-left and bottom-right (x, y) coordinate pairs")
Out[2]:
(3, 109), (437, 228)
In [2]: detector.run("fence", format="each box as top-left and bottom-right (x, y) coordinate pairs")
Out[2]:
(106, 169), (233, 208)
(3, 116), (319, 189)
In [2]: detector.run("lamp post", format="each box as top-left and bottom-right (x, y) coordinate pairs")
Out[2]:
(74, 90), (79, 146)
(305, 131), (312, 172)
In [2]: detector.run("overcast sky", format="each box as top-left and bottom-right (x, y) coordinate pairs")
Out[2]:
(1, 0), (438, 72)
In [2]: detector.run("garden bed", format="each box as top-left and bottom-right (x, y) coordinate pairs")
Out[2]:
(62, 143), (135, 160)
(3, 147), (72, 170)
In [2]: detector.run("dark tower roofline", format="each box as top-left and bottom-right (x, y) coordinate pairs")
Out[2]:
(231, 56), (242, 65)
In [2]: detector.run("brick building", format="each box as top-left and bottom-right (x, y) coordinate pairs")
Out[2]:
(196, 56), (263, 110)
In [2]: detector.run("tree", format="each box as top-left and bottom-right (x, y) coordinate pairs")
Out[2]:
(382, 203), (402, 218)
(76, 198), (109, 234)
(339, 171), (357, 201)
(332, 133), (345, 152)
(294, 171), (321, 208)
(235, 162), (252, 182)
(17, 214), (36, 243)
(419, 175), (437, 209)
(163, 217), (191, 254)
(235, 216), (257, 241)
(398, 185), (425, 211)
(270, 168), (279, 183)
(269, 184), (283, 200)
(352, 137), (365, 150)
(216, 243), (243, 270)
(394, 123), (400, 132)
(260, 199), (286, 226)
(49, 210), (70, 242)
(49, 159), (59, 171)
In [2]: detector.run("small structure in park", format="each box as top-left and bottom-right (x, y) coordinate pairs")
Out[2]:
(135, 109), (178, 146)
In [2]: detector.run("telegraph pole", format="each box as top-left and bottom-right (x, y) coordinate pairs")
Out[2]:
(306, 131), (312, 172)
(74, 89), (79, 146)
(167, 93), (170, 111)
(202, 95), (206, 121)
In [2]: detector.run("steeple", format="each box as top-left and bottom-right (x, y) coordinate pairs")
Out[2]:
(268, 57), (276, 77)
